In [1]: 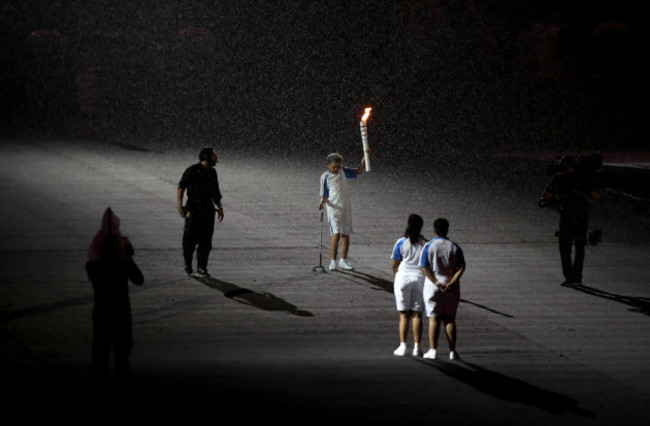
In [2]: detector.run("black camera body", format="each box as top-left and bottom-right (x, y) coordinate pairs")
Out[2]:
(544, 153), (603, 246)
(546, 152), (603, 176)
(540, 152), (603, 209)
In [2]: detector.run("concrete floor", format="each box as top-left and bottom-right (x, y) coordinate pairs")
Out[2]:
(1, 138), (649, 424)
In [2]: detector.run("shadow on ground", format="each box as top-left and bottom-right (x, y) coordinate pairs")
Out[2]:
(192, 276), (313, 317)
(572, 284), (650, 317)
(0, 295), (93, 323)
(337, 270), (514, 318)
(412, 357), (596, 417)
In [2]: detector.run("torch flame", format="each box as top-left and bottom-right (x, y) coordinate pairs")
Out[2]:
(361, 107), (372, 123)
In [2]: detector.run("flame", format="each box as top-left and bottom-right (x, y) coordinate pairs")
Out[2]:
(361, 107), (372, 122)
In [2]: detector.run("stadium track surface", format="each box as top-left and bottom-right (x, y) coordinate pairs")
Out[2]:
(1, 138), (649, 424)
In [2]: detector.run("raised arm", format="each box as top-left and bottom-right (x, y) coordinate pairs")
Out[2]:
(355, 148), (371, 175)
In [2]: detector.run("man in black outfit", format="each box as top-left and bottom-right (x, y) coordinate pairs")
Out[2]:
(540, 155), (600, 287)
(177, 146), (224, 277)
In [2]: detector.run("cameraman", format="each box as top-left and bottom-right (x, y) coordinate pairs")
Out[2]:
(540, 155), (601, 287)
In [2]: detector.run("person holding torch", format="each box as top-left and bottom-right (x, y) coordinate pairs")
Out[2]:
(318, 149), (369, 272)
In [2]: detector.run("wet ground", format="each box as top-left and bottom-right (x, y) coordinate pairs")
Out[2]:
(0, 138), (649, 424)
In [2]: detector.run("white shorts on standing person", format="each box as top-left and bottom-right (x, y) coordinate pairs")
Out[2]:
(419, 218), (466, 360)
(391, 214), (427, 357)
(317, 150), (369, 272)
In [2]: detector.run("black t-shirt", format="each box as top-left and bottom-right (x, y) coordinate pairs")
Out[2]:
(178, 163), (222, 214)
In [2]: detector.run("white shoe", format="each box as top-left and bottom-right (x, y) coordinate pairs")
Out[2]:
(393, 344), (407, 356)
(449, 350), (459, 360)
(423, 349), (437, 359)
(195, 267), (210, 278)
(412, 346), (423, 357)
(338, 258), (353, 270)
(329, 260), (337, 271)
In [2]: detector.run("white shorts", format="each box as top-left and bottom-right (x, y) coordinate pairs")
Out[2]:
(394, 271), (425, 312)
(423, 280), (460, 318)
(327, 204), (352, 235)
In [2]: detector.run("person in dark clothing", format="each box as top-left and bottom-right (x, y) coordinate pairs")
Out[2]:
(541, 155), (600, 287)
(86, 207), (144, 380)
(177, 146), (224, 277)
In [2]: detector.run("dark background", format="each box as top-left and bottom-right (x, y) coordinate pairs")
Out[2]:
(1, 1), (647, 157)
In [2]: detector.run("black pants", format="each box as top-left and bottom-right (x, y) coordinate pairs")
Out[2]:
(182, 212), (215, 269)
(92, 308), (133, 378)
(558, 210), (588, 283)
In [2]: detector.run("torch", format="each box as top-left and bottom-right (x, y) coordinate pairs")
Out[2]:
(359, 107), (372, 172)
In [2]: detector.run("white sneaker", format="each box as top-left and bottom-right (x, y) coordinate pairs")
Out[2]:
(195, 267), (210, 278)
(423, 349), (437, 359)
(393, 344), (407, 356)
(329, 260), (337, 271)
(449, 350), (459, 360)
(412, 346), (423, 357)
(338, 258), (353, 270)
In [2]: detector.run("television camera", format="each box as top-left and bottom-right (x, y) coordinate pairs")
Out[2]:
(546, 152), (602, 177)
(543, 152), (603, 247)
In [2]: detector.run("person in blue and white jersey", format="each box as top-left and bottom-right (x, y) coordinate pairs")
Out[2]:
(419, 218), (466, 360)
(317, 150), (368, 272)
(391, 214), (427, 357)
